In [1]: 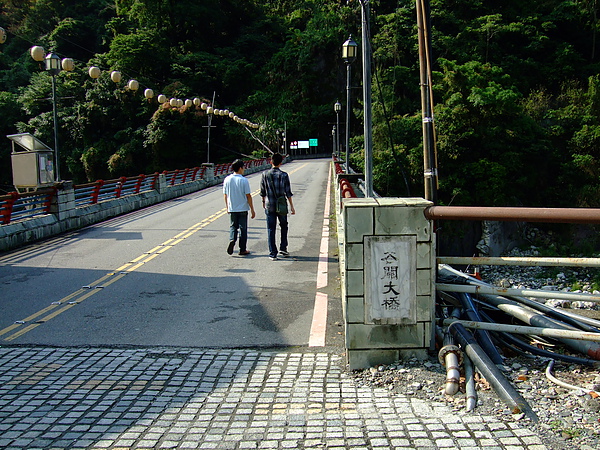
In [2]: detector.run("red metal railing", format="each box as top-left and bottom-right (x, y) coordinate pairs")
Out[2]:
(0, 188), (57, 225)
(1, 159), (270, 225)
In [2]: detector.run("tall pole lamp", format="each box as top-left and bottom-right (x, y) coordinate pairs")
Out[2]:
(45, 53), (61, 181)
(360, 1), (374, 197)
(331, 126), (336, 155)
(30, 49), (73, 181)
(334, 101), (341, 158)
(342, 35), (357, 173)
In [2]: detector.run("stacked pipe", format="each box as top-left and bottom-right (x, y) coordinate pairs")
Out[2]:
(435, 264), (600, 420)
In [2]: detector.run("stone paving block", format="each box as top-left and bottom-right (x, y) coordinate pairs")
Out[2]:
(0, 348), (552, 450)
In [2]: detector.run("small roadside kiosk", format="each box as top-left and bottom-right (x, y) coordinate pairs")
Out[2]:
(8, 133), (55, 193)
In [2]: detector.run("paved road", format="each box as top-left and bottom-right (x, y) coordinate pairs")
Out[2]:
(0, 159), (342, 349)
(0, 158), (552, 449)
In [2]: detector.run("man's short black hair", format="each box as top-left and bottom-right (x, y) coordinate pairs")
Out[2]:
(271, 153), (283, 166)
(232, 159), (244, 172)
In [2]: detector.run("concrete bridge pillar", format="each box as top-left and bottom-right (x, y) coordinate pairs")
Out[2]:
(341, 197), (435, 370)
(50, 181), (76, 220)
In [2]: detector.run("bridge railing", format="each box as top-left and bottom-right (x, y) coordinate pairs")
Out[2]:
(0, 188), (57, 225)
(333, 156), (359, 208)
(1, 160), (267, 225)
(426, 205), (600, 301)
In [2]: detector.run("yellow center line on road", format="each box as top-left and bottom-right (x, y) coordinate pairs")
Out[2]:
(2, 163), (309, 341)
(2, 206), (231, 342)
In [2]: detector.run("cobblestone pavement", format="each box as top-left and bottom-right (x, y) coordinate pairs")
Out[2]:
(0, 347), (548, 449)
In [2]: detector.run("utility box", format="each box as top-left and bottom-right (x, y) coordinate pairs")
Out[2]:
(8, 133), (55, 192)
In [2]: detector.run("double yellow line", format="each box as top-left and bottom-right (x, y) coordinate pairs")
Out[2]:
(1, 161), (308, 342)
(0, 203), (237, 341)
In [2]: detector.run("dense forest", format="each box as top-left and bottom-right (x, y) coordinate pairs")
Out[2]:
(1, 0), (600, 211)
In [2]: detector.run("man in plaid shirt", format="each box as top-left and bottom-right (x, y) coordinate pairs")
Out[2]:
(260, 153), (295, 260)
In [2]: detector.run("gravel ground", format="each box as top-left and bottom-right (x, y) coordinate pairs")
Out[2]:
(352, 354), (600, 450)
(351, 246), (600, 450)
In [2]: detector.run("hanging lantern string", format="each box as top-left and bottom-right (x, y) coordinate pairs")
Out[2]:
(7, 26), (266, 129)
(28, 43), (262, 129)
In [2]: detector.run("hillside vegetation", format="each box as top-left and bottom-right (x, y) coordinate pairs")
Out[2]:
(1, 0), (599, 210)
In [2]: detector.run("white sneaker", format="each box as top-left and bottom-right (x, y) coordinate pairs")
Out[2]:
(269, 256), (278, 261)
(279, 251), (289, 258)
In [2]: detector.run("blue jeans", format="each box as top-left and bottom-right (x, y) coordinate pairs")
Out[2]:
(229, 212), (249, 251)
(265, 210), (288, 257)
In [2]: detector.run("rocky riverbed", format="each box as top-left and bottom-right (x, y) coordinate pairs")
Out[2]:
(352, 247), (600, 450)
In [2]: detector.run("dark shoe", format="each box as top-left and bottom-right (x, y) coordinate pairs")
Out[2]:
(238, 250), (250, 256)
(227, 241), (235, 255)
(279, 250), (289, 258)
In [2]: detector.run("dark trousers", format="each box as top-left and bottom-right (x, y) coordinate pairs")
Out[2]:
(265, 210), (288, 257)
(229, 212), (249, 251)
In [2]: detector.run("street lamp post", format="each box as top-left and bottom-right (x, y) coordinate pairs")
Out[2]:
(332, 126), (336, 155)
(360, 1), (374, 197)
(334, 101), (341, 158)
(31, 47), (74, 181)
(45, 53), (62, 181)
(204, 91), (216, 163)
(342, 35), (357, 173)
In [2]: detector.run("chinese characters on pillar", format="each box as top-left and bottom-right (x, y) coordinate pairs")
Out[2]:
(365, 236), (416, 324)
(381, 252), (401, 311)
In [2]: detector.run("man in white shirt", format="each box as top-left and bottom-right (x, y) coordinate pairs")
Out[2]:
(223, 159), (255, 255)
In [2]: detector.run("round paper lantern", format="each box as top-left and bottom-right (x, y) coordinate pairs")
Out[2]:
(0, 28), (7, 44)
(144, 88), (154, 99)
(157, 94), (167, 103)
(110, 71), (122, 83)
(193, 98), (201, 106)
(61, 58), (74, 72)
(229, 112), (235, 118)
(201, 102), (208, 110)
(185, 99), (193, 108)
(30, 46), (45, 62)
(88, 66), (101, 79)
(207, 106), (214, 114)
(170, 98), (178, 107)
(127, 79), (139, 91)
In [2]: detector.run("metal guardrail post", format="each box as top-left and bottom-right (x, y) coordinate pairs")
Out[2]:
(134, 174), (144, 194)
(43, 187), (58, 213)
(1, 192), (19, 224)
(115, 177), (127, 198)
(91, 180), (103, 204)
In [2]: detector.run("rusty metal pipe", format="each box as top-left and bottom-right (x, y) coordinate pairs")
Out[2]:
(478, 298), (600, 360)
(438, 333), (462, 395)
(438, 265), (600, 332)
(437, 283), (600, 303)
(456, 292), (504, 364)
(425, 206), (600, 224)
(438, 256), (600, 267)
(449, 323), (538, 421)
(464, 356), (477, 412)
(477, 309), (600, 367)
(443, 319), (600, 342)
(438, 265), (600, 360)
